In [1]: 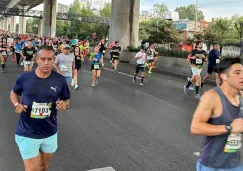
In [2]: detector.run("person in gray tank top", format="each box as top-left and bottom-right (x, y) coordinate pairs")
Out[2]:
(191, 57), (243, 171)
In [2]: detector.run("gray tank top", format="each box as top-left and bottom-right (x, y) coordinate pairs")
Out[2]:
(199, 87), (243, 168)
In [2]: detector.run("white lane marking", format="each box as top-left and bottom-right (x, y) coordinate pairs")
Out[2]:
(194, 152), (200, 156)
(103, 67), (141, 80)
(87, 167), (116, 171)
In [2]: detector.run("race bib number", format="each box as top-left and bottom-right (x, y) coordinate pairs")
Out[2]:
(60, 65), (69, 72)
(102, 50), (105, 53)
(216, 59), (220, 64)
(2, 51), (7, 56)
(94, 63), (100, 69)
(224, 133), (242, 153)
(25, 61), (31, 65)
(195, 58), (203, 64)
(31, 102), (52, 119)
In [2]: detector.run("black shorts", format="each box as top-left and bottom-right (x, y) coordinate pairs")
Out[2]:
(75, 65), (81, 71)
(136, 64), (145, 73)
(208, 66), (218, 74)
(91, 64), (101, 70)
(113, 57), (119, 61)
(11, 47), (15, 52)
(147, 59), (154, 63)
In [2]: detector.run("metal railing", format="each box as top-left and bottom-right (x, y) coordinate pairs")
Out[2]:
(0, 7), (110, 24)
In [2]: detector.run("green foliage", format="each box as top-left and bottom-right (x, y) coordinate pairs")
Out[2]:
(152, 3), (168, 18)
(126, 46), (140, 52)
(26, 18), (39, 34)
(100, 2), (111, 17)
(203, 17), (243, 46)
(175, 4), (204, 21)
(56, 21), (69, 37)
(157, 48), (189, 58)
(126, 46), (189, 58)
(65, 0), (109, 39)
(139, 19), (180, 44)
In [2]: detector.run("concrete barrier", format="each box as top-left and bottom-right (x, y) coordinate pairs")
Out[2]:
(104, 50), (212, 77)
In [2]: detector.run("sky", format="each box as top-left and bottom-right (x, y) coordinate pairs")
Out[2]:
(33, 0), (243, 20)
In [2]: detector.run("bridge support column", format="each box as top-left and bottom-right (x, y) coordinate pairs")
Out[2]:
(38, 19), (43, 36)
(110, 0), (140, 48)
(18, 17), (26, 34)
(18, 5), (29, 34)
(42, 0), (57, 37)
(3, 17), (8, 31)
(10, 16), (16, 33)
(0, 20), (3, 30)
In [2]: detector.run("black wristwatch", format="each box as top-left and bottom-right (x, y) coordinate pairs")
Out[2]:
(225, 125), (232, 133)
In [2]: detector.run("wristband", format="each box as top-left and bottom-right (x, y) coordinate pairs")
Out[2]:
(14, 102), (19, 108)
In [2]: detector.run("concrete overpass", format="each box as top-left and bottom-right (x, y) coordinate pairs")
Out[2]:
(0, 0), (140, 48)
(0, 0), (57, 36)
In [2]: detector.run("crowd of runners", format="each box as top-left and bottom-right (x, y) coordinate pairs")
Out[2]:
(1, 30), (243, 171)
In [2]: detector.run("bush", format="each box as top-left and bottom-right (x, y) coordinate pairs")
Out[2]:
(126, 46), (140, 52)
(125, 46), (189, 58)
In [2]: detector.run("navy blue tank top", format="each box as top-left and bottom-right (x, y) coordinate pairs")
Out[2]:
(199, 87), (243, 168)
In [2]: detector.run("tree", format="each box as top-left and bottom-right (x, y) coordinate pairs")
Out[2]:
(100, 2), (111, 17)
(152, 3), (168, 18)
(175, 4), (204, 21)
(26, 19), (33, 34)
(68, 0), (82, 38)
(139, 19), (179, 44)
(56, 20), (69, 37)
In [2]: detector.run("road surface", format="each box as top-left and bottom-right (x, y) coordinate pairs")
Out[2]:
(0, 59), (214, 171)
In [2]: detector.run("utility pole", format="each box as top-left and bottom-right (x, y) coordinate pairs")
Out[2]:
(194, 0), (199, 33)
(235, 22), (243, 56)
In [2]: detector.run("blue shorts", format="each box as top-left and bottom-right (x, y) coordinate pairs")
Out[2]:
(197, 162), (243, 171)
(64, 76), (72, 83)
(15, 133), (58, 160)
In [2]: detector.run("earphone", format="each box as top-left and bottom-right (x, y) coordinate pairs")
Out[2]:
(224, 75), (227, 80)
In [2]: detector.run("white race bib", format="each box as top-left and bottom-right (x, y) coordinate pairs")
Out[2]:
(94, 63), (100, 69)
(2, 51), (7, 56)
(195, 58), (203, 64)
(31, 102), (52, 119)
(216, 59), (220, 64)
(224, 133), (242, 153)
(25, 61), (32, 65)
(60, 65), (69, 72)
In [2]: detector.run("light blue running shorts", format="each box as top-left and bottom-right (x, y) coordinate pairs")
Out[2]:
(15, 132), (58, 160)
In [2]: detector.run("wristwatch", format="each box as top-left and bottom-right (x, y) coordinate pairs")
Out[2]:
(225, 125), (232, 133)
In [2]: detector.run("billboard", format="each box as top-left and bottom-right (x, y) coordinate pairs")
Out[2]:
(173, 21), (187, 30)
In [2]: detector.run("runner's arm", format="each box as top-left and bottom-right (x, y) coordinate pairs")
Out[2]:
(190, 90), (228, 136)
(10, 90), (21, 106)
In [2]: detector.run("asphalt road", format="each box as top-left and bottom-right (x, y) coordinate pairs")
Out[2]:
(0, 59), (215, 171)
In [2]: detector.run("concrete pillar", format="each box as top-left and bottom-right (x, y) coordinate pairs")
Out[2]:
(42, 0), (57, 37)
(10, 16), (16, 33)
(110, 0), (140, 48)
(3, 17), (8, 31)
(0, 20), (3, 30)
(18, 17), (26, 34)
(18, 5), (29, 34)
(38, 19), (43, 36)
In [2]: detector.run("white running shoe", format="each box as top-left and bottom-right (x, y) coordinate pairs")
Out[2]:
(75, 85), (79, 90)
(184, 85), (188, 94)
(71, 79), (75, 86)
(195, 94), (201, 100)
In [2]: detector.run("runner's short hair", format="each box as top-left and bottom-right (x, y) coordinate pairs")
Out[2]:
(217, 57), (242, 75)
(37, 46), (55, 58)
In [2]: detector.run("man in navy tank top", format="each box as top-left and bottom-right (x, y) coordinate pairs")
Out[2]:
(191, 57), (243, 171)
